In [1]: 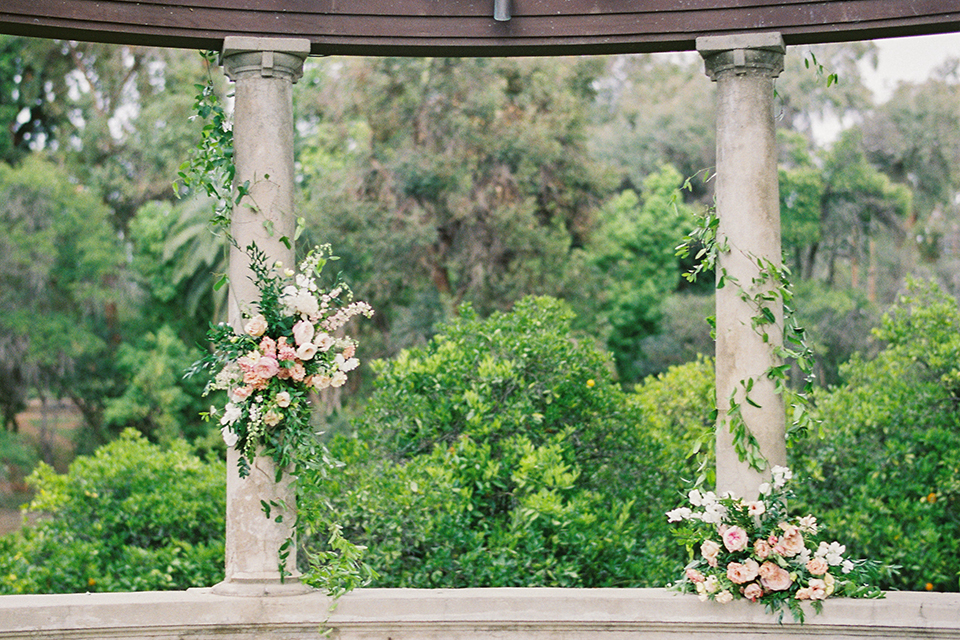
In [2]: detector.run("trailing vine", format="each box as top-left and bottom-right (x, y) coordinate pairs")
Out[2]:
(677, 203), (819, 473)
(179, 50), (373, 594)
(176, 51), (247, 236)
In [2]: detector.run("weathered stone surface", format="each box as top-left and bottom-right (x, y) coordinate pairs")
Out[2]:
(698, 34), (787, 501)
(2, 588), (959, 639)
(215, 38), (311, 596)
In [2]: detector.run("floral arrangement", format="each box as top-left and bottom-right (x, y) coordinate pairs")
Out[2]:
(195, 244), (373, 478)
(667, 466), (890, 622)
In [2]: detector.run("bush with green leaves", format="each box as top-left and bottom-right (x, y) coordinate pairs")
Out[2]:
(791, 279), (960, 592)
(299, 296), (692, 588)
(0, 430), (224, 593)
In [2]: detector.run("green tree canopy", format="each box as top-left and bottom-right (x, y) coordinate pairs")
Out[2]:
(0, 156), (125, 437)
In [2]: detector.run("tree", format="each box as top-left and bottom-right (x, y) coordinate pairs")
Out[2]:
(0, 156), (125, 444)
(589, 54), (716, 201)
(774, 43), (878, 143)
(861, 70), (960, 221)
(0, 430), (224, 593)
(0, 36), (207, 230)
(818, 129), (911, 299)
(294, 56), (615, 358)
(792, 280), (960, 591)
(298, 297), (687, 588)
(586, 164), (698, 381)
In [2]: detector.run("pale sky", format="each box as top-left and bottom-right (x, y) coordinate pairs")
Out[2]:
(864, 31), (960, 101)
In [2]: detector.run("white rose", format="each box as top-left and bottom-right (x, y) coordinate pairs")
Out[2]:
(330, 370), (348, 388)
(315, 333), (335, 352)
(244, 314), (268, 337)
(275, 391), (292, 408)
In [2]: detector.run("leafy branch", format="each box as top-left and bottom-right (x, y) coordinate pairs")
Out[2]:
(175, 51), (249, 235)
(677, 202), (820, 472)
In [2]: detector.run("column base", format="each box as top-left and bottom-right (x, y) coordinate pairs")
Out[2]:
(211, 575), (314, 597)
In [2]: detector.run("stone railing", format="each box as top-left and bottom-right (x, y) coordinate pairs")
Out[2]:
(3, 588), (959, 639)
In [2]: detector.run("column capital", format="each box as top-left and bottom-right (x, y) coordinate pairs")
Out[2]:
(221, 37), (311, 83)
(696, 33), (785, 82)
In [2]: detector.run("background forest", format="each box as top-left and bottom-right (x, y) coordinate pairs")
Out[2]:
(0, 36), (958, 594)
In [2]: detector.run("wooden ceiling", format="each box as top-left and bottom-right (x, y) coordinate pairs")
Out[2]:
(1, 1), (959, 56)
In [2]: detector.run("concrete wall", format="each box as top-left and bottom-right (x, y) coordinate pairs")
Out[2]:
(3, 588), (959, 639)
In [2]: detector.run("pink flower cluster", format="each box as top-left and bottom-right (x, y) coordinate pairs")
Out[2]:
(667, 468), (862, 614)
(203, 244), (374, 476)
(233, 315), (357, 400)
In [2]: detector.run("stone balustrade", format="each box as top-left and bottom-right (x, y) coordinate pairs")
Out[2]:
(3, 588), (959, 639)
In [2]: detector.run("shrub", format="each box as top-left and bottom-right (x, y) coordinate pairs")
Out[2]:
(0, 429), (224, 593)
(791, 280), (960, 591)
(299, 296), (691, 588)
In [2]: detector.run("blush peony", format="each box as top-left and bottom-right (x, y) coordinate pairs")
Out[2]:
(727, 558), (760, 584)
(758, 561), (793, 591)
(742, 582), (763, 601)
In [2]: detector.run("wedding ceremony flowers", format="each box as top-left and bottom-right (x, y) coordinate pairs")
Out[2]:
(667, 466), (889, 622)
(193, 244), (373, 478)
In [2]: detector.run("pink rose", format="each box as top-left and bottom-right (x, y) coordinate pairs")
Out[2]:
(231, 386), (253, 401)
(742, 582), (763, 601)
(259, 336), (277, 358)
(753, 539), (772, 559)
(243, 371), (267, 389)
(806, 557), (829, 576)
(686, 568), (706, 584)
(292, 320), (315, 346)
(722, 526), (749, 552)
(263, 410), (283, 427)
(244, 314), (267, 337)
(778, 525), (805, 557)
(714, 590), (733, 604)
(342, 343), (356, 359)
(795, 587), (812, 600)
(758, 561), (793, 592)
(289, 362), (306, 382)
(727, 558), (760, 584)
(253, 356), (280, 379)
(277, 338), (297, 362)
(700, 540), (722, 567)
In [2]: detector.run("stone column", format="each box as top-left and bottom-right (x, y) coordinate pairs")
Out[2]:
(697, 34), (786, 501)
(213, 37), (311, 596)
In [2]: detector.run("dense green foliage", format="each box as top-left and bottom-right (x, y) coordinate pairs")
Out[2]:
(0, 156), (126, 444)
(792, 280), (960, 592)
(0, 430), (224, 593)
(0, 35), (958, 597)
(299, 297), (691, 588)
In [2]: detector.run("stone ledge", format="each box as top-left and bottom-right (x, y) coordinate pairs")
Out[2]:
(2, 588), (958, 640)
